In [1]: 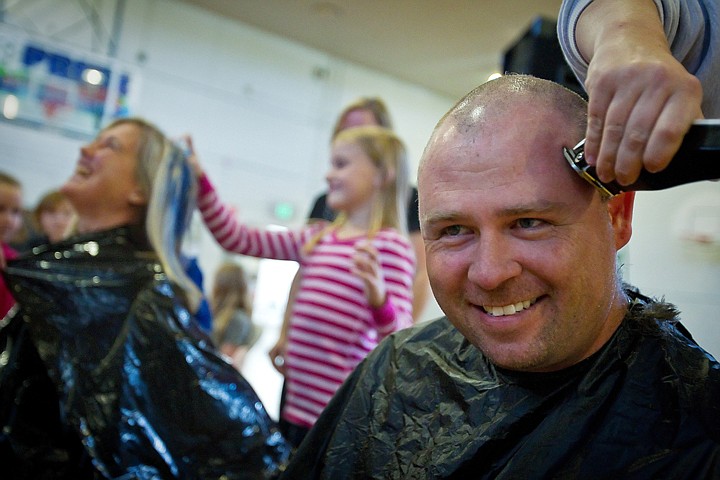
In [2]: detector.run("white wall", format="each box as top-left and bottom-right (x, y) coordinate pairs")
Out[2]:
(1, 0), (718, 420)
(624, 183), (720, 359)
(0, 0), (451, 418)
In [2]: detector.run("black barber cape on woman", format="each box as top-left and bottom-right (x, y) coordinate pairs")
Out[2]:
(0, 225), (290, 479)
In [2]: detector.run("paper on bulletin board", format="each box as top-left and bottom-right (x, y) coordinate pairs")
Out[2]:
(0, 25), (138, 138)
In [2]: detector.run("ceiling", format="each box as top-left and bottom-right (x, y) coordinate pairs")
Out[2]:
(176, 0), (565, 100)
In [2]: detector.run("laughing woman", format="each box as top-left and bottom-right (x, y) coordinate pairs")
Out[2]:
(0, 118), (289, 479)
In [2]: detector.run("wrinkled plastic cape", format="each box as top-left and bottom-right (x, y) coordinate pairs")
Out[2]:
(0, 226), (290, 479)
(282, 292), (720, 479)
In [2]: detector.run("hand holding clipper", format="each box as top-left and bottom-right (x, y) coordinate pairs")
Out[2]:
(564, 120), (720, 196)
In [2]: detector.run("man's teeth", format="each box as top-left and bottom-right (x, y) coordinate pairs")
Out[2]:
(483, 299), (535, 317)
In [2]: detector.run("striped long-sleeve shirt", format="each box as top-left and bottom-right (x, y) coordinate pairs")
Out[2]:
(197, 175), (415, 428)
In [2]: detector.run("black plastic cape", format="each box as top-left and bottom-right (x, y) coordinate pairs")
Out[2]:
(0, 226), (290, 479)
(282, 292), (720, 479)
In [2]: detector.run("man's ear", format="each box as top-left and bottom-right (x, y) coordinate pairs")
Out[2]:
(608, 192), (635, 250)
(128, 187), (148, 207)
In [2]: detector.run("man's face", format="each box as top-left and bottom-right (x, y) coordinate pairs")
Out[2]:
(339, 108), (379, 131)
(419, 105), (632, 372)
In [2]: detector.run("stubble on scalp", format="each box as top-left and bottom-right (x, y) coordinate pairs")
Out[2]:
(421, 74), (587, 168)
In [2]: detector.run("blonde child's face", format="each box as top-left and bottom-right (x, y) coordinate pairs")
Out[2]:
(40, 200), (76, 243)
(325, 140), (382, 214)
(0, 183), (23, 244)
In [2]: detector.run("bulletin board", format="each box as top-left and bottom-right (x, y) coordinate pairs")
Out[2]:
(0, 25), (137, 138)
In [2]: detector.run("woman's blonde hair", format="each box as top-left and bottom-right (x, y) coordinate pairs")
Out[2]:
(103, 117), (201, 312)
(305, 125), (409, 252)
(104, 118), (168, 206)
(211, 262), (251, 342)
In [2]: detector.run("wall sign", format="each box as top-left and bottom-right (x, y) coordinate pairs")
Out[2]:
(0, 26), (136, 137)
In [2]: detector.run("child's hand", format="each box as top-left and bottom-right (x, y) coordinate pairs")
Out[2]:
(180, 134), (204, 178)
(268, 337), (288, 375)
(0, 247), (5, 269)
(352, 240), (386, 308)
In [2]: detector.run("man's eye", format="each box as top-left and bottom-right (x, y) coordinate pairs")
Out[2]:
(441, 225), (465, 236)
(516, 218), (543, 229)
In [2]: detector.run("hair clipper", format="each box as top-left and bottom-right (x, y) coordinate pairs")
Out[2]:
(563, 119), (720, 196)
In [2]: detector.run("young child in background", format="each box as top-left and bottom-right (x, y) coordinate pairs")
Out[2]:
(0, 172), (23, 318)
(188, 125), (416, 447)
(210, 261), (259, 372)
(32, 189), (76, 245)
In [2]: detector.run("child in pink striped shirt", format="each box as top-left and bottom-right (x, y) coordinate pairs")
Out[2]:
(188, 126), (415, 447)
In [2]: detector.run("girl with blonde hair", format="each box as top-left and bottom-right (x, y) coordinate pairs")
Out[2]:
(190, 125), (415, 446)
